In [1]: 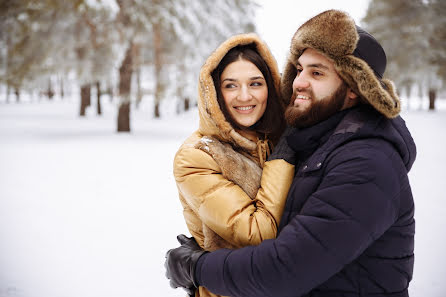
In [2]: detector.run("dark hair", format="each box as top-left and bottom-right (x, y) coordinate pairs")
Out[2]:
(211, 44), (285, 144)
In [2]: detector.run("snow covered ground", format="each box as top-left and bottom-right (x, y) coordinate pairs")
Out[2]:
(0, 95), (445, 297)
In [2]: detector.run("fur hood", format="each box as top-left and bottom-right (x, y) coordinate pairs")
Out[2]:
(281, 10), (401, 118)
(197, 33), (282, 151)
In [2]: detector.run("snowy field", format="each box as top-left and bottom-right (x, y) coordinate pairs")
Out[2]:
(0, 95), (445, 297)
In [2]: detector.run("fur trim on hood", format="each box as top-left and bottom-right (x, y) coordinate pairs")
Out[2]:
(281, 10), (401, 118)
(197, 33), (282, 151)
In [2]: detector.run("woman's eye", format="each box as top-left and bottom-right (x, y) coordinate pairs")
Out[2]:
(224, 83), (236, 89)
(251, 82), (263, 87)
(313, 71), (322, 76)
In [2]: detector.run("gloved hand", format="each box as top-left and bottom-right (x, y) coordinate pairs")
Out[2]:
(165, 234), (207, 296)
(268, 126), (297, 164)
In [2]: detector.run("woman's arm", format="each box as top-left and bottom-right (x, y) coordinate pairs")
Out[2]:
(174, 146), (294, 247)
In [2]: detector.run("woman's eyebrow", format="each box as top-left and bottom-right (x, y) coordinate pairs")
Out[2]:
(222, 78), (237, 82)
(222, 76), (265, 82)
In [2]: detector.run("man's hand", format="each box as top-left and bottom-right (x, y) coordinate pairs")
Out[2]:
(165, 234), (207, 296)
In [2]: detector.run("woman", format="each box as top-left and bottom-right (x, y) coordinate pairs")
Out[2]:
(173, 33), (295, 297)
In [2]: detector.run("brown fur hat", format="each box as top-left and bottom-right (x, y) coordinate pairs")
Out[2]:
(281, 10), (401, 118)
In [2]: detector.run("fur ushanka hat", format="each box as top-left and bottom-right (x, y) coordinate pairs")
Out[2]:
(281, 10), (401, 118)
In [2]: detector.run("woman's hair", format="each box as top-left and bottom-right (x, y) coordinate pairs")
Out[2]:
(211, 44), (285, 144)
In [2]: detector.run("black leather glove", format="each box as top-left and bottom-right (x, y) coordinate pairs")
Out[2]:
(165, 234), (207, 296)
(268, 126), (297, 164)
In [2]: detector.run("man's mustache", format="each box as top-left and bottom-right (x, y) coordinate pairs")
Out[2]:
(289, 89), (313, 106)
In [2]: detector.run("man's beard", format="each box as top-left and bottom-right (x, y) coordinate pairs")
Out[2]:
(284, 83), (348, 128)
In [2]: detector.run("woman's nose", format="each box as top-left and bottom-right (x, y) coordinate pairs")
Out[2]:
(238, 85), (253, 101)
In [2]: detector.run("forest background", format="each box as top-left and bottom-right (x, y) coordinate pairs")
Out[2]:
(1, 1), (445, 297)
(1, 0), (445, 125)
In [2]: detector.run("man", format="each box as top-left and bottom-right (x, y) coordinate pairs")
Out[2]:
(165, 10), (416, 297)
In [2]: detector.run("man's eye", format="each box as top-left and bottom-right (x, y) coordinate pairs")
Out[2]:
(313, 71), (322, 76)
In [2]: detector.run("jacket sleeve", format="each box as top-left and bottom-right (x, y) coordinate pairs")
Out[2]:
(174, 146), (294, 247)
(195, 142), (403, 297)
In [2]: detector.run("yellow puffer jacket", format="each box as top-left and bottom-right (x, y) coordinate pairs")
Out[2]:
(173, 33), (295, 297)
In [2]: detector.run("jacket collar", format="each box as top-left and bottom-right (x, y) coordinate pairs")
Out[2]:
(289, 105), (372, 173)
(287, 107), (352, 161)
(288, 104), (416, 174)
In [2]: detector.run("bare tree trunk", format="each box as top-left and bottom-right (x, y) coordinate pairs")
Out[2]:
(117, 42), (134, 132)
(154, 102), (160, 118)
(184, 97), (190, 111)
(107, 81), (114, 102)
(15, 88), (20, 103)
(6, 84), (10, 103)
(96, 81), (102, 115)
(47, 78), (54, 100)
(176, 63), (189, 114)
(135, 67), (142, 109)
(60, 76), (64, 99)
(417, 83), (423, 111)
(153, 22), (162, 118)
(117, 103), (130, 131)
(405, 84), (411, 111)
(5, 35), (11, 104)
(80, 84), (91, 116)
(428, 88), (436, 111)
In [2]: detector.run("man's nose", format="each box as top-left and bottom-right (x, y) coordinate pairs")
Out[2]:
(292, 73), (310, 90)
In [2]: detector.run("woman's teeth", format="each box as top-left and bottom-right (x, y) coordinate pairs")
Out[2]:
(235, 106), (254, 110)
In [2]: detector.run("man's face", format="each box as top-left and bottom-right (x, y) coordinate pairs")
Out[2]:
(285, 48), (350, 128)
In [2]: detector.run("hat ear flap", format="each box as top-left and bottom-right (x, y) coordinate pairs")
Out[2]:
(336, 56), (400, 118)
(280, 59), (298, 107)
(380, 79), (401, 115)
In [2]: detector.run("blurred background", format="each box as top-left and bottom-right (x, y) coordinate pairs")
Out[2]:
(1, 0), (445, 119)
(0, 0), (445, 297)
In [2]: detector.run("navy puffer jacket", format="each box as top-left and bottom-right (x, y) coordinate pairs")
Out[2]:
(195, 105), (416, 297)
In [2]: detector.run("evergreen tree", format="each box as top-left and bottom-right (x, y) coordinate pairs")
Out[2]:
(363, 0), (445, 110)
(428, 0), (446, 98)
(0, 0), (259, 129)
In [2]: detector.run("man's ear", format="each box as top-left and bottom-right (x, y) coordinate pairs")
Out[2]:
(347, 88), (358, 100)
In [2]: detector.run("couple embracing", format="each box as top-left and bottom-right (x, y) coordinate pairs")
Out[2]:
(166, 9), (416, 297)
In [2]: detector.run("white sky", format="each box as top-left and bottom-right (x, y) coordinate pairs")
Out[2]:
(255, 0), (371, 71)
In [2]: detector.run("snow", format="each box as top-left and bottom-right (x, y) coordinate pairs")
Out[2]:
(0, 97), (192, 297)
(1, 94), (445, 297)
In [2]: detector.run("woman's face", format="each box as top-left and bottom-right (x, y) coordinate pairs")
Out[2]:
(220, 59), (268, 129)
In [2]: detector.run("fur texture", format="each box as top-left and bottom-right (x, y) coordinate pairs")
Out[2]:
(195, 136), (262, 251)
(281, 10), (401, 118)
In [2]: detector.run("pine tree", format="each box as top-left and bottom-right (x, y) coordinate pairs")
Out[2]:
(363, 0), (445, 110)
(427, 0), (446, 110)
(0, 0), (259, 128)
